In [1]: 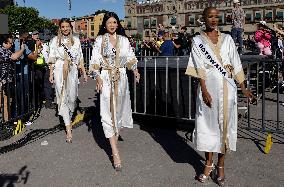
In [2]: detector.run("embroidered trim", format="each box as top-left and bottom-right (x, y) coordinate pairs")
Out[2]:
(126, 58), (138, 70)
(185, 66), (206, 79)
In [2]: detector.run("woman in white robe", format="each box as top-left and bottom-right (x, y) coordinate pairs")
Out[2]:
(48, 19), (88, 143)
(185, 7), (254, 186)
(89, 12), (140, 171)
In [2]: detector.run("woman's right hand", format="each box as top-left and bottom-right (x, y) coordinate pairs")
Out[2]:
(201, 89), (212, 108)
(49, 75), (54, 84)
(96, 76), (103, 94)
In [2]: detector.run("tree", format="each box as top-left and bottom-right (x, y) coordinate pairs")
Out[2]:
(0, 5), (57, 34)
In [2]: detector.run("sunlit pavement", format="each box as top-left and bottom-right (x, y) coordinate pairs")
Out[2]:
(0, 79), (283, 187)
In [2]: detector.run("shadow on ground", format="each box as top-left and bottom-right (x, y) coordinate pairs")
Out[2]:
(83, 97), (112, 161)
(133, 114), (204, 176)
(0, 166), (30, 187)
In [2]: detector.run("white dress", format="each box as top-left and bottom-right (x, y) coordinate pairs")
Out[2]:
(90, 33), (137, 138)
(185, 32), (245, 153)
(48, 36), (84, 125)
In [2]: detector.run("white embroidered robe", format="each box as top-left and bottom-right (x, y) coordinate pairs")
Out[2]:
(48, 36), (84, 125)
(89, 34), (137, 138)
(185, 32), (245, 153)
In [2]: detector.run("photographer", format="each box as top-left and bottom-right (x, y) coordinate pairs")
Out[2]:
(0, 34), (25, 121)
(14, 32), (39, 117)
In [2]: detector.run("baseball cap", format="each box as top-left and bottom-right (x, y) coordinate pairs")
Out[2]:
(32, 30), (39, 35)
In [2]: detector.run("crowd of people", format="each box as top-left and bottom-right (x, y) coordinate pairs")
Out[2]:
(0, 3), (283, 186)
(128, 26), (191, 57)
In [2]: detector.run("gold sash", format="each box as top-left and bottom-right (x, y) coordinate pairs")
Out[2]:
(101, 34), (121, 136)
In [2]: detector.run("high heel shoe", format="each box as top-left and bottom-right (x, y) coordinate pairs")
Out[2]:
(216, 166), (225, 186)
(66, 129), (72, 143)
(197, 163), (215, 183)
(112, 152), (122, 172)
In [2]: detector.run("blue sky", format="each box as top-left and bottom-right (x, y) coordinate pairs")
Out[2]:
(15, 0), (125, 19)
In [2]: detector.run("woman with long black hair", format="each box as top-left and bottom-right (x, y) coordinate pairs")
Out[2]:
(89, 12), (140, 171)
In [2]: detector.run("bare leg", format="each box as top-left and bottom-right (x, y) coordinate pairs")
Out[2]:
(197, 152), (214, 182)
(204, 152), (214, 175)
(109, 132), (122, 171)
(217, 153), (225, 178)
(216, 153), (226, 186)
(66, 124), (72, 143)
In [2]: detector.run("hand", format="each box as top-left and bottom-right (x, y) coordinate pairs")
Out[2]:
(20, 43), (25, 50)
(133, 69), (140, 83)
(202, 89), (212, 108)
(242, 89), (256, 104)
(49, 75), (54, 84)
(96, 76), (103, 93)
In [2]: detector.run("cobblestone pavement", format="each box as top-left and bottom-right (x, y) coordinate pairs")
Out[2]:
(0, 79), (283, 187)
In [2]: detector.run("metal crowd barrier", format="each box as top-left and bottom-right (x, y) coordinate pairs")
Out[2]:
(77, 47), (284, 135)
(129, 56), (195, 121)
(125, 55), (283, 134)
(0, 62), (37, 140)
(241, 55), (284, 134)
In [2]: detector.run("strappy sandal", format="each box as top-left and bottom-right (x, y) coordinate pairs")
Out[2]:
(197, 163), (215, 183)
(216, 166), (225, 186)
(66, 129), (72, 143)
(112, 152), (122, 172)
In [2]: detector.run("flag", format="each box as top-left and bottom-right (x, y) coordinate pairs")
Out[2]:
(68, 0), (71, 10)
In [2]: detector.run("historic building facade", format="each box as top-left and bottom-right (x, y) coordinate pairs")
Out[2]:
(124, 0), (284, 38)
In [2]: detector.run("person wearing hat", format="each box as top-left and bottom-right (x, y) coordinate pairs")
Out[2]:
(159, 30), (175, 56)
(231, 0), (245, 54)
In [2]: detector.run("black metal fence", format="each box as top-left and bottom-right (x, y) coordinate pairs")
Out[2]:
(127, 55), (284, 134)
(0, 61), (39, 140)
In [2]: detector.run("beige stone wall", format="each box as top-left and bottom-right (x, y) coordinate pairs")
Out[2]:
(125, 0), (284, 39)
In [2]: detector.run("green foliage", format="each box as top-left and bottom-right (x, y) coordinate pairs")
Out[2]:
(0, 5), (57, 34)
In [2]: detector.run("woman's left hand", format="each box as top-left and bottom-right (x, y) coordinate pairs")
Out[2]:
(242, 89), (256, 103)
(133, 69), (140, 83)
